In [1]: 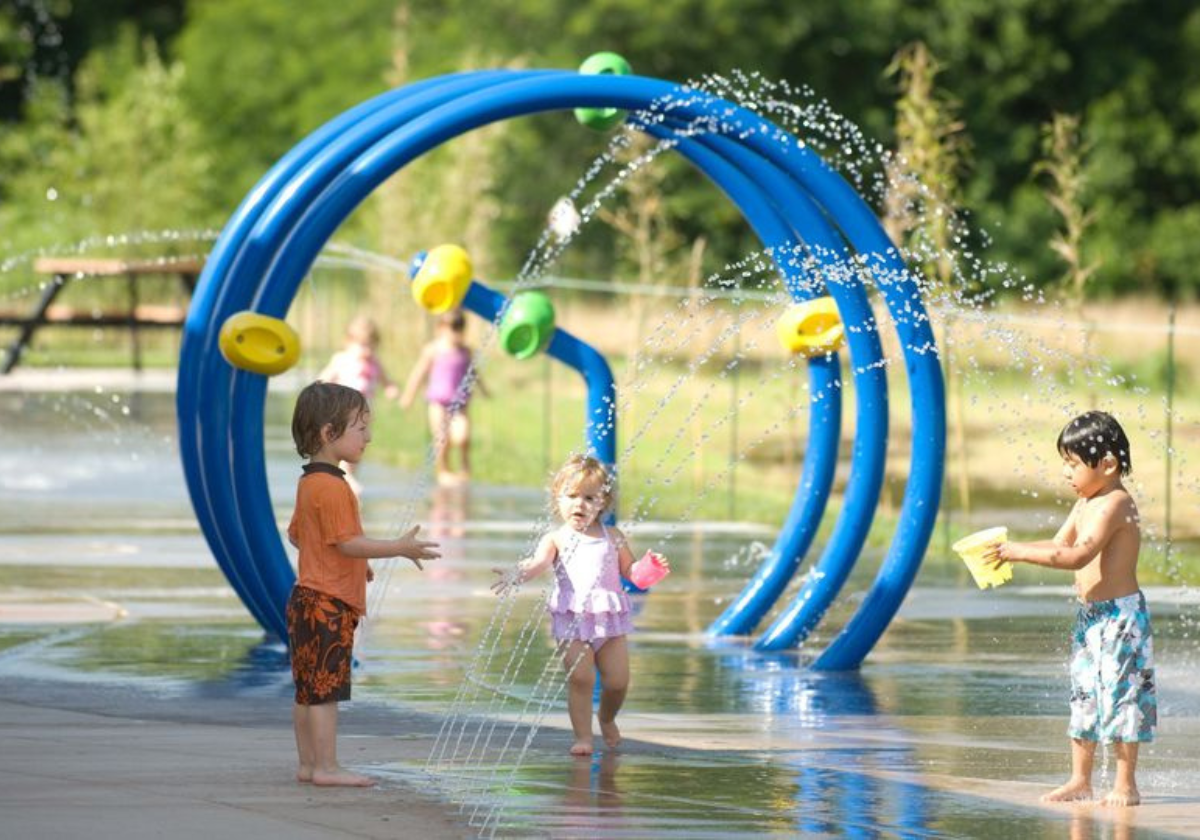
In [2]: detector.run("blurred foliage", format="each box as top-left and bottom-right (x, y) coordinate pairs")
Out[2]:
(0, 27), (214, 252)
(1, 0), (1198, 299)
(1107, 347), (1192, 393)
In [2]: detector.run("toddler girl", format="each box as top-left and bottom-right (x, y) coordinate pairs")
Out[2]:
(319, 316), (401, 403)
(493, 454), (665, 756)
(318, 316), (401, 491)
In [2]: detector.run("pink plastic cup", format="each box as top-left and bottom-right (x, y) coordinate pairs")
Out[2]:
(629, 550), (670, 589)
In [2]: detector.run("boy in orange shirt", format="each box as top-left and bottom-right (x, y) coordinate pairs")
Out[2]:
(287, 381), (440, 787)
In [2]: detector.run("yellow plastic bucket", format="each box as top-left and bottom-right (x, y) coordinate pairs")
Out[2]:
(951, 526), (1011, 589)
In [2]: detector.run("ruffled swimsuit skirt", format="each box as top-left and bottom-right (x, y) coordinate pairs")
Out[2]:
(548, 526), (633, 649)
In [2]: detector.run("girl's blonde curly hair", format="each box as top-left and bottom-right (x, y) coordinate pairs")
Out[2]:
(549, 454), (615, 515)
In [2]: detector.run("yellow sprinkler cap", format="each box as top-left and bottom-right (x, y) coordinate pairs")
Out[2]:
(776, 297), (846, 357)
(218, 311), (301, 376)
(412, 244), (472, 314)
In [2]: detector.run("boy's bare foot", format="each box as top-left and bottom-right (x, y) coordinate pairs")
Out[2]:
(312, 768), (375, 787)
(296, 767), (313, 783)
(1102, 787), (1141, 807)
(599, 719), (621, 749)
(569, 740), (593, 756)
(1041, 780), (1094, 803)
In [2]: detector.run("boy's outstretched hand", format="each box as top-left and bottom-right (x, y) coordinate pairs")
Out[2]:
(397, 525), (440, 570)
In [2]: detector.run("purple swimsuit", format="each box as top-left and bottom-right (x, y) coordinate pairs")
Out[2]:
(548, 526), (633, 649)
(425, 346), (472, 408)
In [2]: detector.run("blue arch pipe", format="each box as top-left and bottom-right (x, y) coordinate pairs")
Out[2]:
(674, 130), (892, 650)
(635, 83), (945, 666)
(455, 280), (617, 468)
(187, 70), (936, 662)
(178, 73), (483, 635)
(178, 69), (943, 667)
(181, 72), (556, 638)
(659, 126), (890, 640)
(638, 128), (842, 633)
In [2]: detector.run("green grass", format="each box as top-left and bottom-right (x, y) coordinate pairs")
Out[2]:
(0, 565), (226, 590)
(5, 274), (1199, 587)
(370, 350), (820, 525)
(0, 325), (184, 369)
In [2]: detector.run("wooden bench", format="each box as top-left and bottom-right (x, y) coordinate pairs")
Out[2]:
(0, 257), (203, 374)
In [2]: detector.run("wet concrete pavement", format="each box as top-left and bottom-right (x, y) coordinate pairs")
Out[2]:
(2, 373), (1199, 837)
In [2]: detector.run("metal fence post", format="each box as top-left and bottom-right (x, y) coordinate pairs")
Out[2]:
(1165, 304), (1176, 562)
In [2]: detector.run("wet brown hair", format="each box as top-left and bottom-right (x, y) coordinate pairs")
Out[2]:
(550, 454), (615, 514)
(292, 381), (369, 458)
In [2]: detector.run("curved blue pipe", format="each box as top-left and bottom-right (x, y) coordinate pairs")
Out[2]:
(642, 129), (843, 636)
(181, 69), (942, 668)
(178, 76), (460, 634)
(640, 79), (946, 666)
(459, 281), (617, 467)
(690, 135), (890, 650)
(179, 73), (466, 636)
(182, 72), (548, 637)
(663, 128), (890, 640)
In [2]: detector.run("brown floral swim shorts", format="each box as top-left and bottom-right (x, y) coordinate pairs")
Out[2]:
(286, 585), (359, 705)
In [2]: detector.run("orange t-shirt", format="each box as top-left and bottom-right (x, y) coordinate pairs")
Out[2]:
(287, 464), (368, 614)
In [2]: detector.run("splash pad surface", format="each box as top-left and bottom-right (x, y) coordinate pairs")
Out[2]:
(1, 383), (1198, 837)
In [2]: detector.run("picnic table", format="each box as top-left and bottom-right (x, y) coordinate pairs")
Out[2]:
(0, 257), (202, 374)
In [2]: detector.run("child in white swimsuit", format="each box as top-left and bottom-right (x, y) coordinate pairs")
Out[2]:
(318, 317), (401, 491)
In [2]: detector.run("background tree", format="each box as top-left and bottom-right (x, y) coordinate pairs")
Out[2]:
(3, 0), (1200, 301)
(373, 8), (509, 311)
(1037, 111), (1099, 402)
(0, 29), (212, 256)
(883, 41), (969, 291)
(1037, 113), (1098, 308)
(883, 41), (973, 519)
(177, 0), (394, 221)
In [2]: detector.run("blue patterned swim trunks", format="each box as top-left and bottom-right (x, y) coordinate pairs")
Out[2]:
(1068, 591), (1157, 743)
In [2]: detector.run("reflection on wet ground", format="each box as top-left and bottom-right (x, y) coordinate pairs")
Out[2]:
(2, 386), (1199, 837)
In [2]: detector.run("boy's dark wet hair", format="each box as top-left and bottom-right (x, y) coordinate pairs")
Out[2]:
(1057, 411), (1132, 476)
(292, 381), (369, 458)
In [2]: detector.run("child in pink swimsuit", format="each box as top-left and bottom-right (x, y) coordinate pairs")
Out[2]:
(319, 317), (400, 401)
(400, 309), (486, 483)
(318, 317), (401, 490)
(492, 454), (668, 756)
